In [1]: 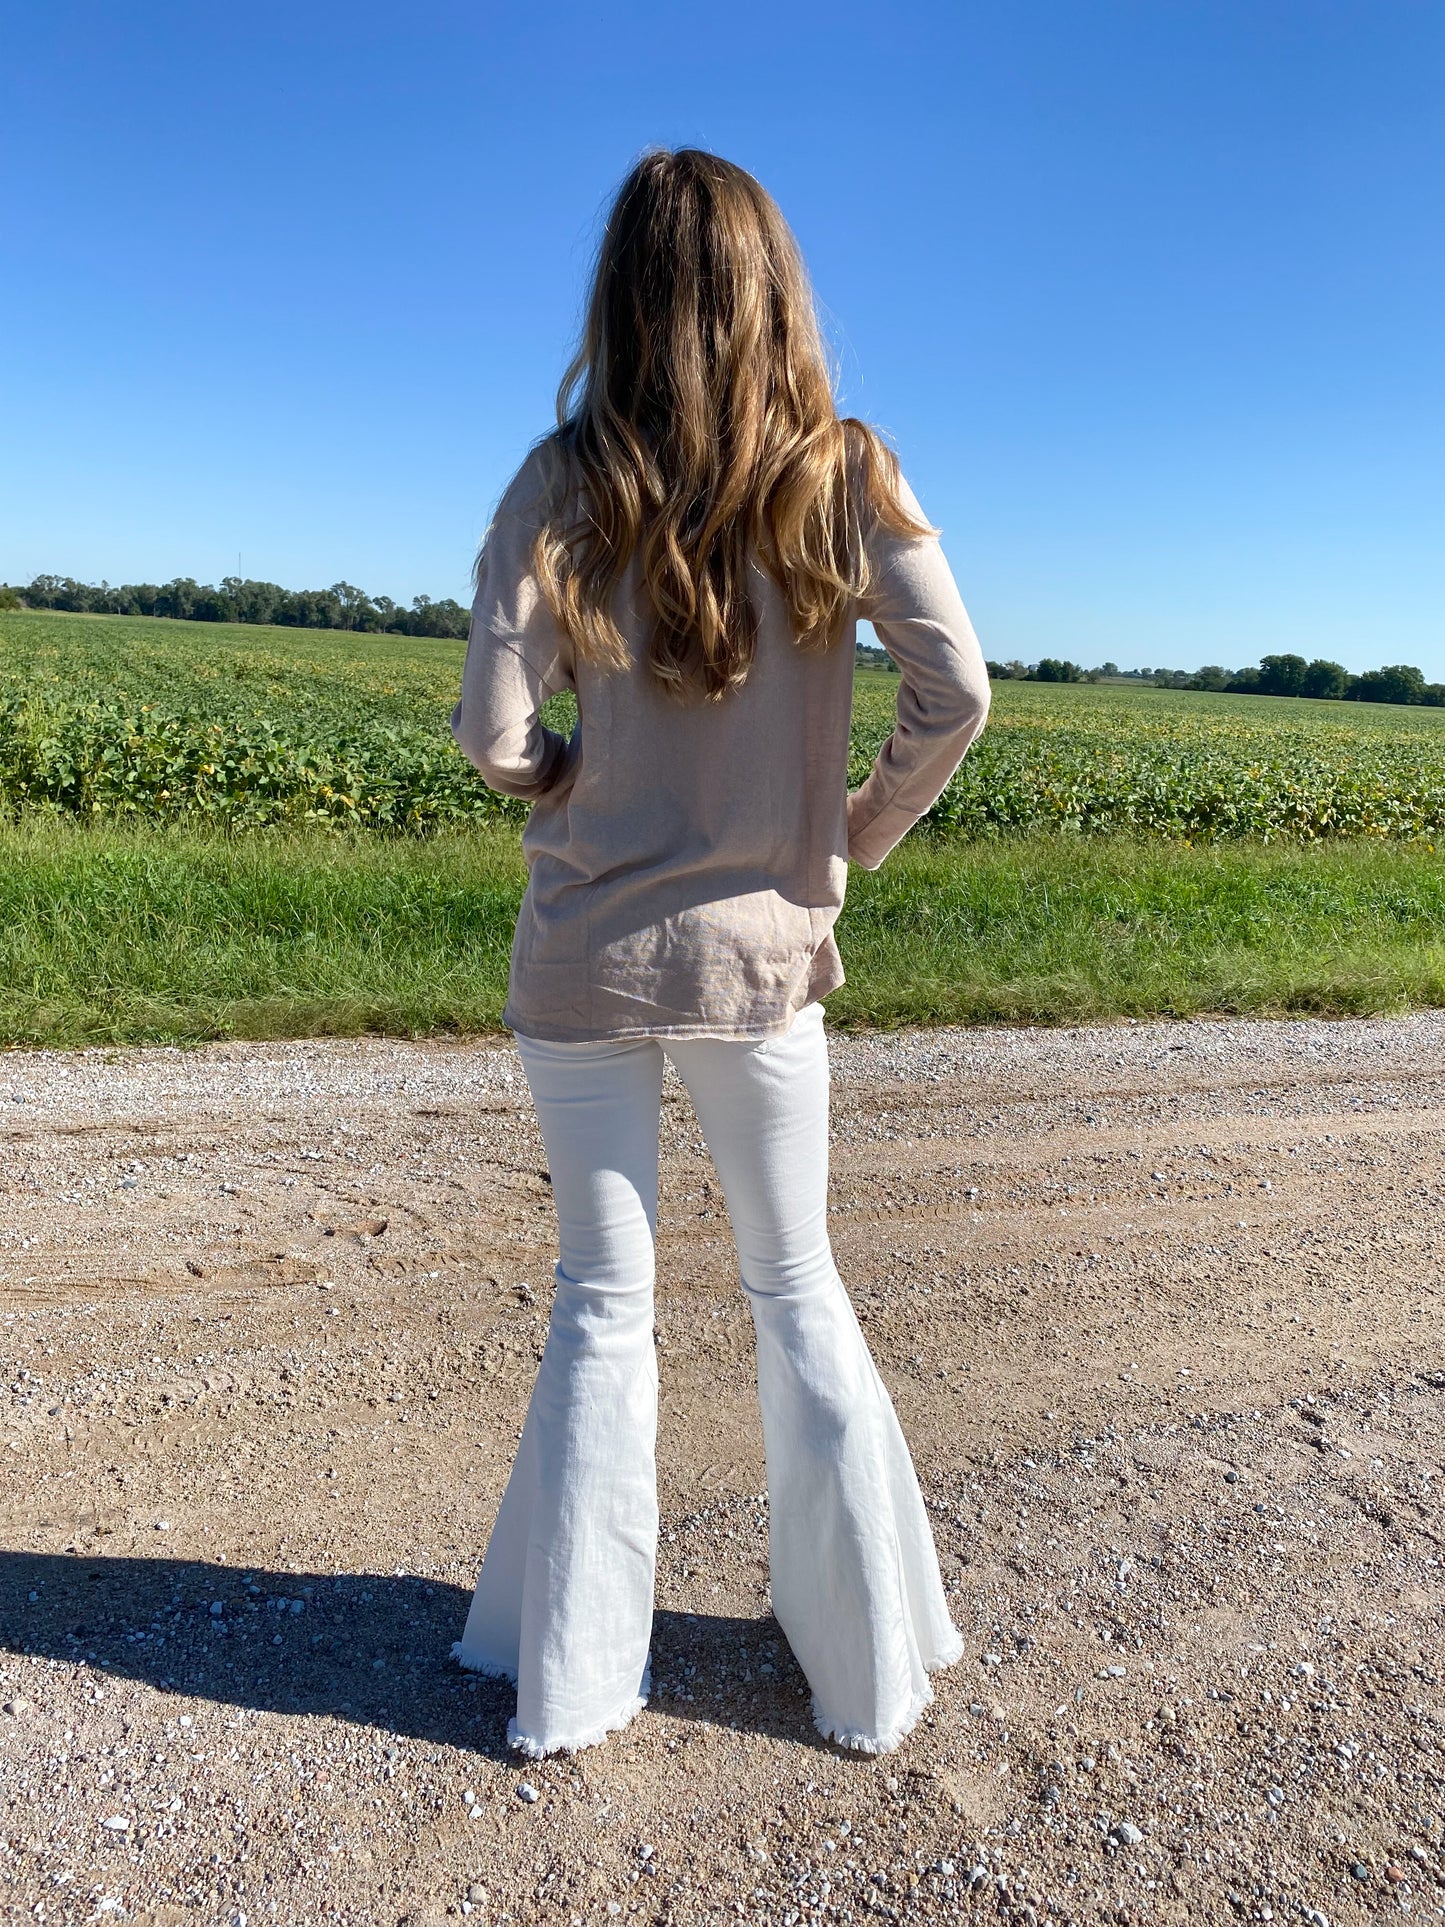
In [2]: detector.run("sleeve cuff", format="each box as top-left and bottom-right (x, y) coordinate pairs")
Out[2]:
(846, 792), (922, 870)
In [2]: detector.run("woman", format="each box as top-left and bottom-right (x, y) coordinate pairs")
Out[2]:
(449, 148), (990, 1758)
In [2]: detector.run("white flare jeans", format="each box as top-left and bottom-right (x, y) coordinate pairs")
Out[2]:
(452, 1001), (963, 1755)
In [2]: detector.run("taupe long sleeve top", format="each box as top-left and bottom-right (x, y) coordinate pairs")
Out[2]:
(451, 446), (990, 1042)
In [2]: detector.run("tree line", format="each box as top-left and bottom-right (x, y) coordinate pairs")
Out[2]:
(3, 582), (1437, 707)
(0, 574), (470, 640)
(985, 653), (1445, 706)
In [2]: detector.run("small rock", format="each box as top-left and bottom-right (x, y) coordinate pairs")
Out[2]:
(1111, 1821), (1144, 1846)
(1266, 1786), (1285, 1807)
(1349, 1861), (1370, 1881)
(100, 1815), (131, 1832)
(516, 1781), (539, 1803)
(1224, 1470), (1238, 1484)
(466, 1886), (488, 1904)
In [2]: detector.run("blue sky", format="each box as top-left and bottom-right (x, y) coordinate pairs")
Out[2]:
(3, 0), (1441, 673)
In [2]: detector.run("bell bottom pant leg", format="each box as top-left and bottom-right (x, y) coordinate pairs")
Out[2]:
(667, 1004), (963, 1753)
(452, 1031), (663, 1757)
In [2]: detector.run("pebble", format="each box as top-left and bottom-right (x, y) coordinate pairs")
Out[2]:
(100, 1815), (131, 1832)
(1349, 1861), (1370, 1880)
(516, 1782), (539, 1803)
(1110, 1821), (1144, 1846)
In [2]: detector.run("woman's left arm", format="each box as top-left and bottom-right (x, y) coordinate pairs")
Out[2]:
(450, 498), (576, 801)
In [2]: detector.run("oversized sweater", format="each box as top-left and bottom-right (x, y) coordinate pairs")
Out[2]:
(450, 444), (991, 1042)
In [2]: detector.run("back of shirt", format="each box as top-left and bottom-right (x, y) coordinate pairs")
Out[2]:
(452, 441), (990, 1041)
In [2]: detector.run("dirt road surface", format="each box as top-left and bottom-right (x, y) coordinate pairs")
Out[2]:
(1, 1013), (1442, 1927)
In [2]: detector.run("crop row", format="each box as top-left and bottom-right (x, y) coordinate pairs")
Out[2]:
(7, 685), (1445, 843)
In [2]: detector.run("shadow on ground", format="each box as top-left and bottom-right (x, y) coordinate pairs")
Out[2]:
(0, 1551), (826, 1754)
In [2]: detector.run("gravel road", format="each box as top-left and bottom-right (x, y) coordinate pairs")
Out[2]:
(1, 1012), (1442, 1927)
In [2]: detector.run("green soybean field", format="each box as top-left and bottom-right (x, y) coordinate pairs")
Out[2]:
(9, 607), (1445, 842)
(4, 606), (1445, 1044)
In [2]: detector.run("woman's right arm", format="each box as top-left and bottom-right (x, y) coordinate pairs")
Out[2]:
(845, 474), (991, 869)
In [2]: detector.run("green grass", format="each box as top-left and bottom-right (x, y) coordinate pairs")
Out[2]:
(4, 819), (1445, 1047)
(828, 832), (1445, 1027)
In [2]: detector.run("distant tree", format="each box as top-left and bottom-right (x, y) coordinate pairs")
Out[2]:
(1301, 658), (1349, 700)
(1257, 653), (1308, 697)
(1226, 666), (1262, 693)
(154, 578), (205, 621)
(1096, 661), (1120, 678)
(0, 585), (21, 610)
(421, 596), (469, 640)
(329, 582), (373, 631)
(1348, 664), (1427, 706)
(1190, 665), (1232, 691)
(1031, 657), (1083, 683)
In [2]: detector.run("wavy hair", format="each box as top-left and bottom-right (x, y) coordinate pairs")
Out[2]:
(528, 148), (933, 701)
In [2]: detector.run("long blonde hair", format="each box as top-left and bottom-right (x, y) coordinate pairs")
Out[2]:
(529, 148), (932, 702)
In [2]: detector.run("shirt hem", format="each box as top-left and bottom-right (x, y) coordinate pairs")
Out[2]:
(502, 1002), (828, 1045)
